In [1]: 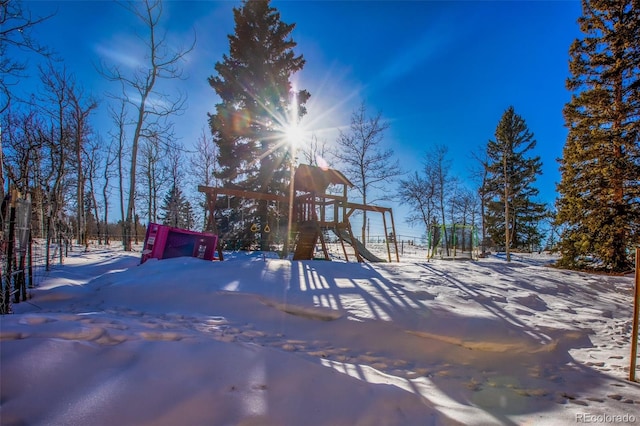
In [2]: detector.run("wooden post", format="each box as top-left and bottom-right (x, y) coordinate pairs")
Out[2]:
(382, 212), (391, 263)
(284, 162), (295, 259)
(389, 209), (400, 262)
(630, 247), (640, 381)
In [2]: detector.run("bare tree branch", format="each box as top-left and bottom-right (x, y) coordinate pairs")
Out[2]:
(0, 0), (54, 112)
(99, 0), (195, 250)
(332, 101), (402, 245)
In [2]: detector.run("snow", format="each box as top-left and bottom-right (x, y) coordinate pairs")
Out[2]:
(2, 245), (639, 425)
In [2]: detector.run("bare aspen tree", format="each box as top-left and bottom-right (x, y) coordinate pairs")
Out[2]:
(2, 108), (43, 194)
(33, 62), (85, 267)
(107, 100), (128, 245)
(139, 132), (166, 225)
(101, 141), (117, 245)
(100, 0), (194, 250)
(423, 144), (452, 256)
(189, 127), (219, 229)
(68, 86), (97, 248)
(333, 102), (401, 245)
(452, 187), (479, 252)
(85, 137), (104, 244)
(470, 147), (490, 256)
(301, 134), (330, 167)
(398, 171), (437, 249)
(38, 62), (73, 257)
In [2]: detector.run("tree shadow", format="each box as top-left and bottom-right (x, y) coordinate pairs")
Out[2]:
(14, 253), (638, 424)
(266, 258), (636, 424)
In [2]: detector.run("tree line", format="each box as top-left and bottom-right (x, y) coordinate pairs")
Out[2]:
(2, 0), (201, 249)
(1, 0), (638, 272)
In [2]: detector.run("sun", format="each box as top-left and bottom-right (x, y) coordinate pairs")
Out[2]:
(282, 87), (304, 148)
(261, 79), (350, 164)
(283, 122), (304, 147)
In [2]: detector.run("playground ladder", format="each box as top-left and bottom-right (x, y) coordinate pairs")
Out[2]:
(293, 221), (320, 260)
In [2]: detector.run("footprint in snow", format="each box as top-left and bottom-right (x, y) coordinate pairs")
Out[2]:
(138, 331), (184, 341)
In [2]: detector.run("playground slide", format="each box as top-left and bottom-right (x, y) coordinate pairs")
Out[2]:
(331, 228), (385, 263)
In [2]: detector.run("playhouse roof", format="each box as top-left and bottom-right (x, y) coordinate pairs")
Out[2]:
(294, 164), (353, 193)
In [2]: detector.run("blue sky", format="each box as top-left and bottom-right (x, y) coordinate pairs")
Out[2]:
(19, 0), (583, 237)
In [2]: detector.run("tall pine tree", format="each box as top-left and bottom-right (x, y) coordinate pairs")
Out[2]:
(159, 185), (193, 230)
(208, 0), (309, 250)
(556, 0), (640, 272)
(483, 106), (546, 260)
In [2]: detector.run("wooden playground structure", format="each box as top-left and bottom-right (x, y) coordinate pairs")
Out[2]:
(198, 164), (399, 262)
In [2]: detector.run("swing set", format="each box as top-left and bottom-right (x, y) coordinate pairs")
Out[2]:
(198, 164), (400, 262)
(211, 189), (285, 253)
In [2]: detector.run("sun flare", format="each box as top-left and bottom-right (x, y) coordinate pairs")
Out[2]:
(284, 123), (304, 147)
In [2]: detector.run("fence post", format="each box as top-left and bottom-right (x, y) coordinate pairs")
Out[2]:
(1, 194), (16, 314)
(28, 233), (33, 288)
(630, 247), (640, 381)
(7, 190), (17, 305)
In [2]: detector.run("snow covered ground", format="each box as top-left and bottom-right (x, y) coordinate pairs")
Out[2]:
(1, 245), (639, 425)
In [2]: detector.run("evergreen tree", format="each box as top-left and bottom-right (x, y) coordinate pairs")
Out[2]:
(556, 0), (640, 272)
(160, 185), (191, 229)
(483, 106), (546, 259)
(208, 0), (309, 250)
(181, 198), (195, 231)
